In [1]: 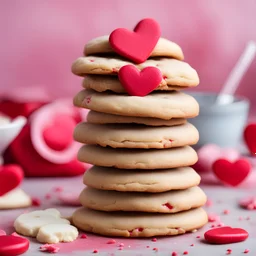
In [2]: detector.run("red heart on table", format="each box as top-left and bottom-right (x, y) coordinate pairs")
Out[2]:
(43, 114), (76, 151)
(204, 227), (249, 244)
(0, 165), (24, 196)
(118, 65), (162, 96)
(109, 18), (161, 63)
(0, 235), (29, 256)
(212, 158), (251, 186)
(244, 123), (256, 156)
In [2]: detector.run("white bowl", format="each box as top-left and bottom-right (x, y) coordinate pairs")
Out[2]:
(0, 116), (27, 155)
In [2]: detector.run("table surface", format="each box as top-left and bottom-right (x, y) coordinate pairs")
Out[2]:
(0, 175), (256, 256)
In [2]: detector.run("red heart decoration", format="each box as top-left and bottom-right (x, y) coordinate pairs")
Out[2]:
(0, 165), (23, 196)
(118, 65), (162, 96)
(244, 123), (256, 156)
(204, 227), (249, 244)
(0, 235), (29, 256)
(109, 18), (161, 63)
(43, 114), (76, 151)
(213, 158), (251, 186)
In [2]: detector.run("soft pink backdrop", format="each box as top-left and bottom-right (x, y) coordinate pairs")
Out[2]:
(0, 0), (255, 112)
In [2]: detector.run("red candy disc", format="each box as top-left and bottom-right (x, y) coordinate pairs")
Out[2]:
(204, 227), (249, 244)
(109, 18), (161, 63)
(0, 235), (29, 256)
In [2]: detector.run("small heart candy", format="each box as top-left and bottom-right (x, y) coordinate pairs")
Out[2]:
(109, 18), (161, 63)
(204, 226), (249, 244)
(0, 165), (24, 196)
(0, 235), (29, 256)
(118, 65), (162, 96)
(244, 123), (256, 156)
(213, 159), (251, 186)
(43, 114), (76, 151)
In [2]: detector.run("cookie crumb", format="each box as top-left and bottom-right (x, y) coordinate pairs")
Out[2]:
(227, 249), (232, 254)
(107, 239), (116, 244)
(80, 234), (87, 239)
(32, 197), (41, 206)
(206, 199), (213, 207)
(191, 229), (197, 233)
(223, 209), (230, 215)
(39, 244), (60, 253)
(45, 193), (51, 200)
(53, 186), (63, 193)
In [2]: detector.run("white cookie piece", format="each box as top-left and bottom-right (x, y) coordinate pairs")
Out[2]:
(0, 188), (31, 209)
(36, 224), (78, 244)
(14, 209), (70, 237)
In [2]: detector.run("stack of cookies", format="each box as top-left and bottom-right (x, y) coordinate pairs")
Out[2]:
(72, 19), (208, 237)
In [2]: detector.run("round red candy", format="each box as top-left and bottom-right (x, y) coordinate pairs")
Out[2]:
(0, 235), (29, 256)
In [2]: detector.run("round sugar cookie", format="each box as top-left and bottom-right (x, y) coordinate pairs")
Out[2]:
(80, 186), (207, 213)
(87, 111), (187, 127)
(83, 166), (201, 192)
(74, 122), (199, 149)
(72, 207), (208, 237)
(83, 75), (186, 93)
(72, 57), (199, 87)
(0, 189), (31, 209)
(78, 145), (198, 169)
(84, 35), (184, 60)
(73, 90), (199, 120)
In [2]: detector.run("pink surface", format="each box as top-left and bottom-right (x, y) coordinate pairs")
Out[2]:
(0, 0), (255, 112)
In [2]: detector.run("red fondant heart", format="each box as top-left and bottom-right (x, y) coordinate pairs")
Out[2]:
(213, 158), (251, 186)
(0, 235), (29, 256)
(43, 114), (76, 151)
(204, 227), (249, 244)
(109, 18), (161, 63)
(0, 165), (23, 196)
(118, 65), (162, 96)
(244, 123), (256, 156)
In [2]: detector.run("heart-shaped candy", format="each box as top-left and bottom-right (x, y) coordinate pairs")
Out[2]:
(213, 158), (251, 186)
(109, 18), (161, 63)
(244, 123), (256, 156)
(0, 235), (29, 256)
(204, 226), (249, 244)
(43, 114), (76, 151)
(0, 165), (24, 196)
(118, 65), (162, 96)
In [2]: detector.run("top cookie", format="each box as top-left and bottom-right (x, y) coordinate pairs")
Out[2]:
(84, 35), (184, 61)
(72, 57), (199, 88)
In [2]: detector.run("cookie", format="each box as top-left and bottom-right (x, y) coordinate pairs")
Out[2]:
(83, 75), (186, 93)
(73, 90), (199, 120)
(72, 57), (199, 87)
(78, 145), (198, 169)
(0, 189), (31, 209)
(87, 111), (187, 127)
(83, 166), (201, 192)
(79, 186), (207, 213)
(74, 122), (199, 149)
(72, 207), (208, 237)
(84, 35), (184, 60)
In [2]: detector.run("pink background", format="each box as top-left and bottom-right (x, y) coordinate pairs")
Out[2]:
(0, 0), (255, 112)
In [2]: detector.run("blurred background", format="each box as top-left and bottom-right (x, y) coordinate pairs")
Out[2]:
(0, 0), (255, 113)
